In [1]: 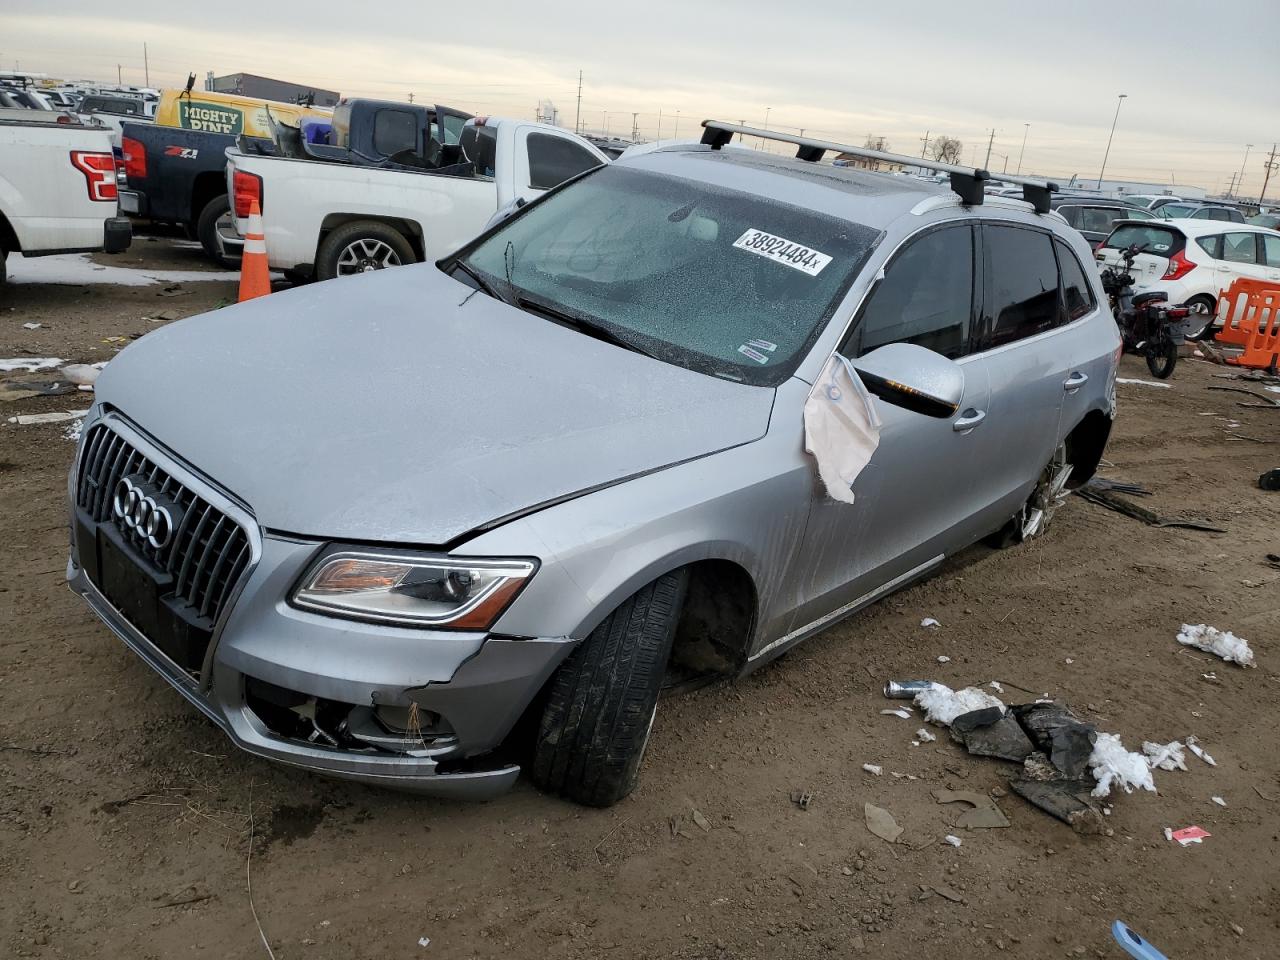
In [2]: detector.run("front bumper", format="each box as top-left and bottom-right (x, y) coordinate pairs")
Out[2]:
(66, 417), (574, 798)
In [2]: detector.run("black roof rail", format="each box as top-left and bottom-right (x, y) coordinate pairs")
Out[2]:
(699, 120), (1060, 214)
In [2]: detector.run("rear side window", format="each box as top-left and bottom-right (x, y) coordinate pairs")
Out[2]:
(1104, 224), (1180, 255)
(1081, 207), (1125, 233)
(1196, 235), (1223, 259)
(983, 226), (1061, 348)
(1056, 239), (1097, 322)
(373, 109), (417, 156)
(1263, 234), (1280, 267)
(1222, 232), (1259, 264)
(852, 225), (975, 359)
(1057, 205), (1081, 227)
(527, 133), (602, 190)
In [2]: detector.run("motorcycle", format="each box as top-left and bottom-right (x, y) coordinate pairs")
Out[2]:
(1099, 243), (1192, 379)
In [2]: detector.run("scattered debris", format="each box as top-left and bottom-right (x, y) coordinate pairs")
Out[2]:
(950, 707), (1035, 762)
(988, 681), (1004, 694)
(60, 361), (106, 386)
(1074, 486), (1227, 533)
(1170, 826), (1210, 846)
(1254, 785), (1277, 802)
(418, 936), (431, 947)
(862, 764), (883, 776)
(914, 683), (1005, 726)
(1259, 469), (1280, 491)
(1207, 384), (1280, 408)
(1112, 920), (1167, 959)
(1177, 624), (1255, 668)
(883, 680), (932, 700)
(915, 728), (936, 743)
(1009, 778), (1106, 835)
(1014, 703), (1097, 777)
(1185, 736), (1216, 766)
(933, 789), (1010, 829)
(7, 408), (92, 425)
(932, 883), (964, 903)
(790, 788), (814, 810)
(0, 357), (65, 373)
(1142, 741), (1187, 772)
(1089, 733), (1157, 798)
(1162, 827), (1173, 842)
(881, 708), (912, 719)
(921, 617), (940, 629)
(943, 835), (962, 847)
(936, 655), (951, 663)
(1084, 476), (1151, 496)
(21, 322), (41, 330)
(691, 809), (711, 832)
(0, 377), (77, 402)
(863, 803), (902, 844)
(1211, 796), (1226, 807)
(1116, 377), (1172, 389)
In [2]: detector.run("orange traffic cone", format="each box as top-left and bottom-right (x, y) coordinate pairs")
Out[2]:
(237, 200), (271, 302)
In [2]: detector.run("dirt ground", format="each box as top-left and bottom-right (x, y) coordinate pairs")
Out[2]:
(2, 236), (1278, 960)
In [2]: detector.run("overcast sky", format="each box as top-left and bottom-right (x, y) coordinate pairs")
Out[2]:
(7, 1), (1278, 193)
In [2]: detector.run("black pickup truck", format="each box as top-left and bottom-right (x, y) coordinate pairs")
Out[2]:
(118, 121), (256, 267)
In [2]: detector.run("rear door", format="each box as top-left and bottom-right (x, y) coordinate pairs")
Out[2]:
(1261, 233), (1280, 283)
(1218, 230), (1270, 285)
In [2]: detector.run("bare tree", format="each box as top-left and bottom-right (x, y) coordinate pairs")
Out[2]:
(930, 135), (962, 165)
(863, 134), (891, 154)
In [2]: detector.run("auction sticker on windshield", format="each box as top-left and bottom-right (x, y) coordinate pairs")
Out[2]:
(733, 229), (832, 276)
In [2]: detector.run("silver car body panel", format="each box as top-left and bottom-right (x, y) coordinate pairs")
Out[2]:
(71, 148), (1119, 797)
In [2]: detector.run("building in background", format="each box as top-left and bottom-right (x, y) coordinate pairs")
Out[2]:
(209, 72), (339, 107)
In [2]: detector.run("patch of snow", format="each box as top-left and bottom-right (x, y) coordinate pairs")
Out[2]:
(862, 764), (883, 776)
(7, 408), (91, 425)
(936, 655), (950, 663)
(915, 728), (936, 743)
(920, 617), (941, 628)
(1089, 732), (1156, 798)
(63, 416), (85, 442)
(1116, 377), (1172, 389)
(1177, 624), (1255, 668)
(914, 683), (1004, 727)
(988, 681), (1003, 694)
(0, 357), (65, 372)
(5, 251), (234, 287)
(943, 835), (962, 847)
(1267, 386), (1280, 395)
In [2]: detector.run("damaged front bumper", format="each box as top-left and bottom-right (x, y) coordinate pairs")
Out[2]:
(68, 526), (575, 799)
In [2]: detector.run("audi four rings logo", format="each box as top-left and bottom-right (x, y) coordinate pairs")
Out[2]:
(113, 476), (175, 549)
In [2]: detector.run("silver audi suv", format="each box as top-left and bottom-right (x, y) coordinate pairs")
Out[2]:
(68, 124), (1119, 806)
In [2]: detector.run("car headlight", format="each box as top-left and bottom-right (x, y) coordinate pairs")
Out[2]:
(292, 551), (537, 629)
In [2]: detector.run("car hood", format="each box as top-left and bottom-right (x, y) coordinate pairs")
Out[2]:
(96, 265), (774, 544)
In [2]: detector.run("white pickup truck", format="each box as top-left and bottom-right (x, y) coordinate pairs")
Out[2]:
(0, 118), (132, 285)
(226, 116), (608, 281)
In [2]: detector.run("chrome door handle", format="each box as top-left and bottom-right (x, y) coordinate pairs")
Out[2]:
(953, 408), (986, 432)
(1063, 372), (1089, 392)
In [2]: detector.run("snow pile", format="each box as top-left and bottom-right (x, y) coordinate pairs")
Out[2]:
(1177, 624), (1255, 668)
(914, 683), (1004, 727)
(0, 357), (65, 372)
(1089, 733), (1157, 798)
(1142, 740), (1187, 772)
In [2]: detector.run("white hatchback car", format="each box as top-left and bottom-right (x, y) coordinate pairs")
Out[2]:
(1096, 219), (1280, 338)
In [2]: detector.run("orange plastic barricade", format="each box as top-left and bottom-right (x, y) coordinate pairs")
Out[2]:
(1223, 285), (1280, 370)
(1214, 277), (1277, 347)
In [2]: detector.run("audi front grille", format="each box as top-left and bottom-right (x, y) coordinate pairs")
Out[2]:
(75, 422), (252, 644)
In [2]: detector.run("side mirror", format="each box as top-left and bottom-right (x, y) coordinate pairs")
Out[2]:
(850, 342), (964, 418)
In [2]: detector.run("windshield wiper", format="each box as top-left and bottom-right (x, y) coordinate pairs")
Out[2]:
(450, 260), (512, 305)
(515, 295), (660, 361)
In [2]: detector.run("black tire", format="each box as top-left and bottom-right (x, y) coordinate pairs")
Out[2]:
(195, 194), (240, 269)
(0, 243), (7, 288)
(532, 569), (689, 807)
(1183, 295), (1216, 341)
(1145, 338), (1177, 379)
(315, 221), (416, 282)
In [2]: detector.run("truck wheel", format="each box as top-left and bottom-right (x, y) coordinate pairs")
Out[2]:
(196, 195), (240, 269)
(316, 221), (416, 281)
(532, 569), (689, 807)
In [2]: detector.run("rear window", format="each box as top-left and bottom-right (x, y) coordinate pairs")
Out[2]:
(1103, 224), (1181, 256)
(527, 132), (603, 190)
(459, 124), (497, 178)
(373, 109), (417, 156)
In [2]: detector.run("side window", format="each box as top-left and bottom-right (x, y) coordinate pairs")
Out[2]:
(1055, 239), (1097, 322)
(850, 225), (975, 360)
(1222, 232), (1258, 264)
(1196, 235), (1223, 259)
(527, 133), (602, 190)
(441, 114), (466, 146)
(1081, 207), (1123, 233)
(373, 109), (417, 156)
(1127, 208), (1155, 221)
(983, 226), (1061, 348)
(1263, 234), (1280, 268)
(1058, 205), (1081, 227)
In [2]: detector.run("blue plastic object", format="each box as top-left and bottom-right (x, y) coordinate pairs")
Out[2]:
(1112, 920), (1169, 960)
(301, 120), (332, 145)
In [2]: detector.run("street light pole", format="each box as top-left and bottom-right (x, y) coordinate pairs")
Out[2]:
(1016, 122), (1029, 175)
(1097, 93), (1127, 189)
(1234, 144), (1253, 198)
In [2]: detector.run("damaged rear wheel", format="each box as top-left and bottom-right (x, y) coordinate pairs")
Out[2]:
(985, 443), (1074, 548)
(532, 569), (689, 807)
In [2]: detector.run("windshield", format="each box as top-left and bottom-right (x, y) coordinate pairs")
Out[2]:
(453, 165), (881, 385)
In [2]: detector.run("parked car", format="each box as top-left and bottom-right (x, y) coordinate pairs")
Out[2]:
(118, 88), (332, 266)
(1155, 201), (1246, 223)
(0, 116), (131, 285)
(226, 115), (608, 280)
(1095, 219), (1280, 338)
(1051, 196), (1156, 247)
(1122, 194), (1182, 210)
(1247, 212), (1280, 231)
(69, 134), (1118, 805)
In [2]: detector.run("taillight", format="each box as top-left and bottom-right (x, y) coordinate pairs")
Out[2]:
(69, 151), (118, 202)
(232, 169), (263, 217)
(1162, 249), (1195, 281)
(121, 136), (147, 179)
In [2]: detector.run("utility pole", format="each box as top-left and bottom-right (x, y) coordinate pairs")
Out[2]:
(1234, 144), (1253, 197)
(1016, 122), (1029, 175)
(407, 92), (414, 103)
(1226, 172), (1237, 197)
(920, 129), (930, 159)
(673, 110), (680, 138)
(143, 43), (150, 87)
(117, 64), (122, 85)
(631, 112), (638, 142)
(983, 128), (995, 170)
(574, 70), (582, 135)
(1261, 144), (1278, 202)
(656, 108), (662, 140)
(1097, 93), (1127, 188)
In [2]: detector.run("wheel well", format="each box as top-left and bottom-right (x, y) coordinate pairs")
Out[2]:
(1065, 409), (1112, 489)
(190, 172), (226, 224)
(0, 210), (20, 254)
(667, 560), (757, 679)
(318, 214), (425, 261)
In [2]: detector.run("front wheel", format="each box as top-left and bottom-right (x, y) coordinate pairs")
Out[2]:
(1145, 337), (1178, 379)
(984, 443), (1074, 548)
(532, 569), (689, 807)
(315, 221), (416, 282)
